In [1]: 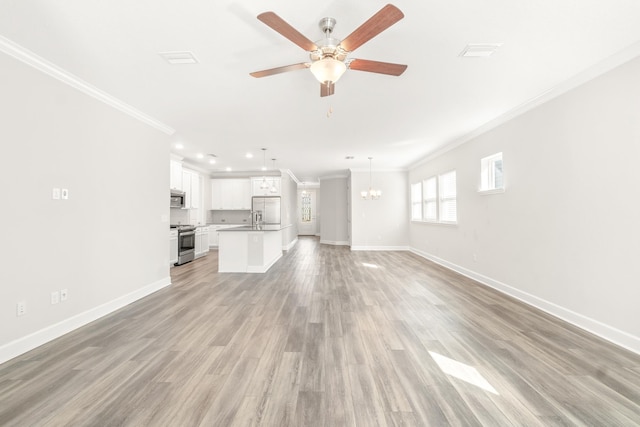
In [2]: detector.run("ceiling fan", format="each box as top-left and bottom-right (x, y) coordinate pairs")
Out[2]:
(250, 4), (407, 97)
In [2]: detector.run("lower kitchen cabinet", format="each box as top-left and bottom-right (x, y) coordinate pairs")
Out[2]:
(169, 229), (178, 266)
(209, 226), (219, 247)
(195, 226), (209, 258)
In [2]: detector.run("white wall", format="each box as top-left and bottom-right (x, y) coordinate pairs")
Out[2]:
(350, 170), (410, 250)
(319, 176), (349, 245)
(409, 55), (640, 353)
(0, 52), (171, 362)
(280, 173), (298, 249)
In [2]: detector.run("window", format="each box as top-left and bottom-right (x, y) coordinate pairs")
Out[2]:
(480, 152), (504, 192)
(439, 171), (457, 223)
(411, 182), (422, 220)
(411, 171), (457, 224)
(423, 177), (437, 221)
(301, 192), (311, 222)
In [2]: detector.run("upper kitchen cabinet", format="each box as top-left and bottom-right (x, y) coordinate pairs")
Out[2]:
(170, 160), (183, 190)
(252, 176), (281, 196)
(181, 169), (201, 209)
(211, 179), (251, 210)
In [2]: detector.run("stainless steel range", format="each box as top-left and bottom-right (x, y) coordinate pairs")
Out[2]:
(171, 225), (196, 265)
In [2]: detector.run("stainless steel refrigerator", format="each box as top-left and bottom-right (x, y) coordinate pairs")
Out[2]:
(252, 196), (281, 225)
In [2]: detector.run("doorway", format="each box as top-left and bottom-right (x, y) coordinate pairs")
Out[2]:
(298, 189), (317, 236)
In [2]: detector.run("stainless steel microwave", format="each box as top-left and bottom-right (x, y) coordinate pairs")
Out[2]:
(170, 190), (185, 208)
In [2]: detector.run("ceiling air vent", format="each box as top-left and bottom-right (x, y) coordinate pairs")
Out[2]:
(159, 51), (199, 64)
(459, 44), (502, 58)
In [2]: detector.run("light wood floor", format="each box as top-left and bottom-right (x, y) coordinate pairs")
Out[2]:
(1, 237), (640, 426)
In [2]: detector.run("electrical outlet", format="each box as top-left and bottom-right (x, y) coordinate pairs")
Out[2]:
(473, 253), (478, 262)
(60, 289), (68, 301)
(61, 188), (69, 200)
(51, 291), (60, 305)
(16, 301), (26, 317)
(52, 188), (61, 200)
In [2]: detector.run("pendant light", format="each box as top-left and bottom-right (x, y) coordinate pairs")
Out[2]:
(361, 157), (381, 200)
(270, 158), (278, 193)
(260, 148), (269, 189)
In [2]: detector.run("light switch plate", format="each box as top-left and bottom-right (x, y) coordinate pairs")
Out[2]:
(52, 188), (61, 200)
(51, 291), (60, 305)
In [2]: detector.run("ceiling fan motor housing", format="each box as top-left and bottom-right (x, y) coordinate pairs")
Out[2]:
(311, 17), (347, 62)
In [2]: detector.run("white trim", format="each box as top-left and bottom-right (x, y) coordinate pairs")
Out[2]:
(246, 252), (282, 273)
(349, 167), (407, 173)
(478, 188), (505, 195)
(320, 240), (350, 246)
(283, 238), (298, 251)
(319, 174), (348, 181)
(409, 40), (640, 170)
(350, 245), (410, 251)
(409, 248), (640, 356)
(0, 277), (171, 365)
(0, 35), (175, 136)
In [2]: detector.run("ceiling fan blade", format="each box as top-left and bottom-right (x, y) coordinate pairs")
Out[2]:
(339, 4), (404, 52)
(257, 12), (318, 51)
(349, 59), (407, 76)
(250, 63), (310, 78)
(320, 81), (335, 97)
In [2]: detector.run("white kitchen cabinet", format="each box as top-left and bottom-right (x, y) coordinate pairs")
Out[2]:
(182, 171), (192, 208)
(190, 174), (200, 209)
(180, 169), (201, 209)
(211, 179), (251, 210)
(169, 229), (178, 266)
(170, 160), (183, 190)
(252, 176), (281, 196)
(211, 179), (223, 209)
(233, 179), (251, 209)
(209, 226), (219, 247)
(195, 226), (209, 258)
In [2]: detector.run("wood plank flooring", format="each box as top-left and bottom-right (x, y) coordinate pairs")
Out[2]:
(1, 236), (640, 426)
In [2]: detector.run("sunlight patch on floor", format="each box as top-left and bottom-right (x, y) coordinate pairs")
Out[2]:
(362, 262), (379, 269)
(429, 351), (499, 395)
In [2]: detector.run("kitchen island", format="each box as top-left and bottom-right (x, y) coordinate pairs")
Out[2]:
(217, 225), (283, 273)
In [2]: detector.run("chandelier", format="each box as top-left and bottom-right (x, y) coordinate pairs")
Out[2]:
(361, 157), (381, 200)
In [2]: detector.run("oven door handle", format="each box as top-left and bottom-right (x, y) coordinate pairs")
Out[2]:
(180, 231), (196, 236)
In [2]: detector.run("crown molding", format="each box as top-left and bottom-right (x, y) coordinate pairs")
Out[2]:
(408, 40), (640, 170)
(0, 35), (175, 136)
(349, 167), (407, 173)
(319, 174), (348, 181)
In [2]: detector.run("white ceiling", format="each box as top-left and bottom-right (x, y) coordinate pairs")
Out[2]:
(2, 0), (640, 182)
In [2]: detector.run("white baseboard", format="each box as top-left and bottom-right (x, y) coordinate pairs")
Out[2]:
(0, 277), (171, 365)
(247, 253), (283, 273)
(351, 245), (410, 251)
(409, 248), (640, 356)
(320, 240), (350, 246)
(283, 238), (298, 251)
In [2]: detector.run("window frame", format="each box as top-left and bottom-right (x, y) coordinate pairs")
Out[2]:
(423, 176), (438, 222)
(479, 152), (504, 194)
(438, 170), (457, 224)
(410, 170), (457, 225)
(410, 182), (423, 221)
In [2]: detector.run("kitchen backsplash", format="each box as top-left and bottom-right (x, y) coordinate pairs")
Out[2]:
(209, 210), (251, 224)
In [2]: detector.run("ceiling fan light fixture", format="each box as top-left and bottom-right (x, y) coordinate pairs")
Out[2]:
(310, 57), (346, 84)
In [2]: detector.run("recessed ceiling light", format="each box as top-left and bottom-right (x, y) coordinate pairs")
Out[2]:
(246, 153), (253, 158)
(209, 158), (216, 164)
(175, 143), (184, 150)
(159, 51), (199, 65)
(261, 166), (267, 171)
(226, 167), (232, 172)
(196, 153), (204, 159)
(459, 43), (502, 58)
